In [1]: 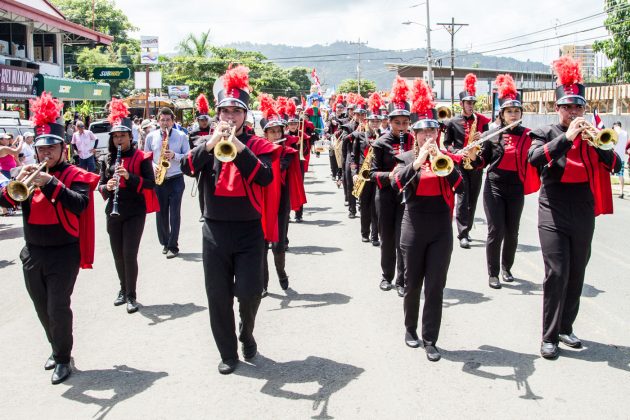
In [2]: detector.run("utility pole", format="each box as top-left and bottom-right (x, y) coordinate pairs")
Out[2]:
(351, 38), (368, 96)
(437, 18), (468, 109)
(425, 0), (433, 89)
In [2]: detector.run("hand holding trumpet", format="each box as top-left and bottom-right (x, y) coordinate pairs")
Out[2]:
(205, 121), (244, 154)
(17, 163), (52, 187)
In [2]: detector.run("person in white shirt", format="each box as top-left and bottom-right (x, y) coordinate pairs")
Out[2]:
(21, 132), (36, 165)
(132, 117), (140, 144)
(71, 121), (98, 172)
(613, 121), (629, 198)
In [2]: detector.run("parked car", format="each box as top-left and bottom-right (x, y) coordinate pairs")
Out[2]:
(0, 110), (34, 137)
(88, 119), (112, 171)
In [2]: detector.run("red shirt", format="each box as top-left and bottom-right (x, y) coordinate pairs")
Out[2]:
(415, 162), (442, 196)
(561, 139), (588, 183)
(496, 134), (518, 172)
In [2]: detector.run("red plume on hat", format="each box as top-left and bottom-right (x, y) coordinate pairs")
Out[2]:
(223, 65), (250, 97)
(368, 92), (384, 114)
(464, 73), (477, 96)
(355, 95), (366, 108)
(552, 55), (583, 86)
(276, 96), (288, 117)
(29, 91), (62, 127)
(345, 92), (357, 105)
(107, 97), (129, 126)
(410, 78), (435, 116)
(390, 76), (410, 108)
(196, 93), (209, 115)
(259, 93), (278, 120)
(333, 94), (344, 107)
(495, 74), (517, 100)
(285, 98), (297, 118)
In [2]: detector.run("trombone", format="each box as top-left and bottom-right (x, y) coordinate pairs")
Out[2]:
(215, 121), (238, 162)
(7, 158), (49, 202)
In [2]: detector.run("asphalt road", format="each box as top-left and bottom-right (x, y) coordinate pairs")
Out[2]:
(0, 156), (629, 419)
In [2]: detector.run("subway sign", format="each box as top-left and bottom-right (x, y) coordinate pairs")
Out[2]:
(92, 67), (130, 80)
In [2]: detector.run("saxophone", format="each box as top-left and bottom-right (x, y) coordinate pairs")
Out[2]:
(351, 132), (375, 199)
(462, 113), (477, 170)
(155, 129), (171, 185)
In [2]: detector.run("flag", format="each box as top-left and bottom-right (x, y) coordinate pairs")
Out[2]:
(311, 68), (322, 95)
(593, 108), (605, 129)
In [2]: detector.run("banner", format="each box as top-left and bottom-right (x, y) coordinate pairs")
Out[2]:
(167, 85), (189, 99)
(0, 64), (37, 98)
(134, 72), (162, 89)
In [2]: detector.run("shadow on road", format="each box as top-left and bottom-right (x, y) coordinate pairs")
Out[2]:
(139, 302), (206, 326)
(287, 246), (342, 255)
(516, 243), (541, 253)
(236, 354), (364, 419)
(304, 207), (332, 213)
(0, 224), (23, 240)
(502, 278), (542, 296)
(561, 340), (630, 372)
(267, 288), (351, 311)
(0, 259), (16, 269)
(443, 288), (491, 308)
(442, 345), (542, 400)
(61, 364), (168, 420)
(304, 179), (326, 185)
(177, 252), (202, 262)
(308, 191), (336, 196)
(299, 220), (341, 227)
(582, 283), (605, 298)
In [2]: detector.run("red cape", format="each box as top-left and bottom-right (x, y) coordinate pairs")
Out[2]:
(282, 137), (307, 211)
(246, 136), (282, 242)
(581, 139), (614, 216)
(515, 129), (541, 195)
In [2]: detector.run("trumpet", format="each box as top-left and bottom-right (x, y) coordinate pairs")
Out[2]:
(430, 147), (454, 177)
(215, 122), (238, 162)
(7, 158), (49, 202)
(575, 119), (618, 150)
(437, 106), (452, 122)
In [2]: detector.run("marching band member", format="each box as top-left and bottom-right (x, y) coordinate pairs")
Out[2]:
(144, 107), (190, 259)
(370, 77), (414, 297)
(181, 66), (281, 374)
(327, 95), (347, 183)
(528, 56), (621, 359)
(259, 94), (306, 296)
(352, 93), (383, 245)
(98, 99), (159, 313)
(392, 79), (466, 361)
(379, 104), (390, 133)
(341, 97), (367, 219)
(0, 93), (99, 384)
(188, 94), (213, 222)
(285, 100), (310, 223)
(479, 75), (540, 289)
(443, 73), (491, 249)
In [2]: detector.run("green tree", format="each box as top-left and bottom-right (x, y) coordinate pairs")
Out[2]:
(593, 0), (630, 83)
(177, 30), (213, 57)
(337, 79), (377, 96)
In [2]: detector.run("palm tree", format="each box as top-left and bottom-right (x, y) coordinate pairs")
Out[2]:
(177, 30), (212, 57)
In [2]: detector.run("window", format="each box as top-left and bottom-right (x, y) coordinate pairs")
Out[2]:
(0, 23), (27, 58)
(33, 34), (57, 64)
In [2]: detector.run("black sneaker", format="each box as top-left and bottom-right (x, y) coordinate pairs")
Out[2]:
(114, 290), (126, 306)
(379, 280), (392, 291)
(361, 236), (370, 243)
(126, 297), (139, 314)
(218, 358), (239, 375)
(161, 246), (168, 255)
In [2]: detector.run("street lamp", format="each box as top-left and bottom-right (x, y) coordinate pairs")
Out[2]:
(401, 1), (433, 89)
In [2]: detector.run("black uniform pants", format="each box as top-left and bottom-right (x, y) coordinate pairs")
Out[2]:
(21, 243), (80, 364)
(295, 163), (306, 219)
(155, 175), (184, 252)
(376, 188), (405, 286)
(344, 156), (357, 214)
(455, 167), (483, 239)
(359, 181), (378, 241)
(483, 179), (524, 277)
(538, 198), (594, 343)
(329, 151), (340, 178)
(401, 211), (453, 345)
(196, 171), (206, 216)
(202, 220), (264, 360)
(264, 187), (290, 289)
(107, 212), (146, 299)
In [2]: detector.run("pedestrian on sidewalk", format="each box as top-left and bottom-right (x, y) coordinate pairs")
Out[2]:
(613, 121), (628, 198)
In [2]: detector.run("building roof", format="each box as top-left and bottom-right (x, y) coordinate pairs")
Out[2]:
(385, 62), (553, 78)
(0, 0), (113, 46)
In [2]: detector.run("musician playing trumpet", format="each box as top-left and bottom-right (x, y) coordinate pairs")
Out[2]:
(478, 74), (540, 290)
(390, 80), (466, 361)
(181, 66), (281, 375)
(98, 99), (158, 314)
(528, 56), (621, 360)
(0, 93), (99, 385)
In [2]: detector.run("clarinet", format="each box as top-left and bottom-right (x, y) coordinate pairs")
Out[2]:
(399, 129), (405, 154)
(110, 145), (122, 217)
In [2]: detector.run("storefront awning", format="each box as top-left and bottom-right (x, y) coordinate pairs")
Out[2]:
(35, 75), (110, 101)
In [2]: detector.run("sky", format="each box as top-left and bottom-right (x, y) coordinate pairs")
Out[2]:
(116, 0), (611, 65)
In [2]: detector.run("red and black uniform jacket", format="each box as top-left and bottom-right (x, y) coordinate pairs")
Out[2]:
(351, 129), (378, 176)
(280, 135), (307, 211)
(369, 131), (415, 191)
(327, 114), (348, 136)
(1, 162), (99, 268)
(443, 112), (491, 167)
(339, 121), (358, 168)
(188, 126), (211, 149)
(479, 125), (541, 195)
(181, 130), (282, 241)
(287, 128), (311, 172)
(392, 150), (464, 219)
(528, 123), (622, 216)
(98, 147), (159, 216)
